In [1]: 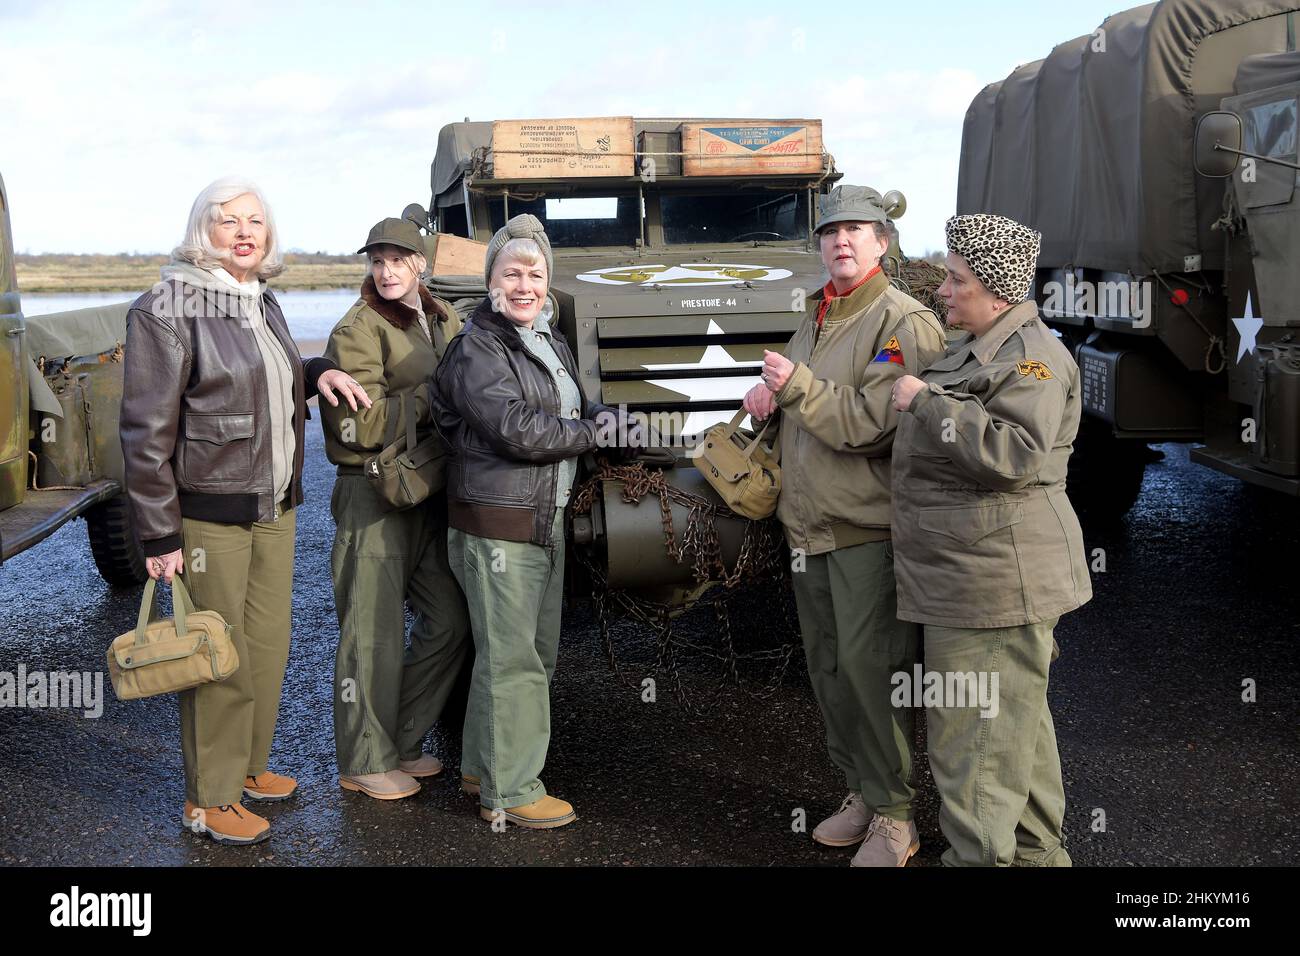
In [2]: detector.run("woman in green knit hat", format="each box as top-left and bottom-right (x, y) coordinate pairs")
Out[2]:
(432, 213), (621, 829)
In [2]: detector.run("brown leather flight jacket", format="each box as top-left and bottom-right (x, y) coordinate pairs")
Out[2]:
(432, 298), (612, 547)
(120, 275), (335, 557)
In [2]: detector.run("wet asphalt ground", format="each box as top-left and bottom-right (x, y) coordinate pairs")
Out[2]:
(0, 425), (1296, 868)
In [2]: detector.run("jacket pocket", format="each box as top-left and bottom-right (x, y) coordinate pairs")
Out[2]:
(456, 439), (535, 504)
(181, 412), (255, 485)
(917, 502), (1023, 546)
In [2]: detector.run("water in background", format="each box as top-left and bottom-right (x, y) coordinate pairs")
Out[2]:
(20, 288), (359, 343)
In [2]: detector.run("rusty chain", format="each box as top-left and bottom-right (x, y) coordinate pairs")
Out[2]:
(572, 459), (801, 716)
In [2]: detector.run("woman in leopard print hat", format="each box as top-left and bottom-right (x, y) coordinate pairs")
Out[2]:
(943, 213), (1041, 305)
(886, 211), (1092, 867)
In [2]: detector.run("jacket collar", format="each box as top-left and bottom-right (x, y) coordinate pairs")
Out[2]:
(970, 299), (1040, 365)
(815, 267), (889, 327)
(361, 275), (444, 331)
(468, 297), (528, 352)
(158, 261), (280, 322)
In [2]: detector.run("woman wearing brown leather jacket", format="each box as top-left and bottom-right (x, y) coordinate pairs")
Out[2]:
(120, 176), (367, 846)
(432, 214), (618, 830)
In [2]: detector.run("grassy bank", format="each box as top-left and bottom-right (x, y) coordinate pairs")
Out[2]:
(16, 253), (363, 292)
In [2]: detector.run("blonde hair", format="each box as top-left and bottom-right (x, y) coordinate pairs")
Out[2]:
(492, 237), (545, 272)
(172, 175), (284, 279)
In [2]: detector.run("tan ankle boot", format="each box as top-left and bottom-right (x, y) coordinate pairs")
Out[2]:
(182, 801), (270, 845)
(397, 754), (444, 779)
(243, 771), (297, 803)
(339, 770), (420, 800)
(480, 795), (576, 829)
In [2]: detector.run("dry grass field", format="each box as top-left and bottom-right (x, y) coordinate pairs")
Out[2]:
(16, 253), (364, 292)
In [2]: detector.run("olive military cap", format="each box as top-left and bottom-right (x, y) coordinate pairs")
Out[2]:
(815, 185), (889, 232)
(357, 217), (425, 256)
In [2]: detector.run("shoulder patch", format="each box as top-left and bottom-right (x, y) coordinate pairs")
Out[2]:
(872, 335), (905, 366)
(1016, 359), (1053, 380)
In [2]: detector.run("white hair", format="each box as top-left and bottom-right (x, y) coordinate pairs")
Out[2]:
(171, 175), (284, 279)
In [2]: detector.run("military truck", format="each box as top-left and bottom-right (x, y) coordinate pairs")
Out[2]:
(408, 116), (902, 602)
(958, 0), (1300, 518)
(0, 171), (146, 585)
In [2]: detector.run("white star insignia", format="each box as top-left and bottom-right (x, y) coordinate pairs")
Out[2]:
(1232, 293), (1265, 364)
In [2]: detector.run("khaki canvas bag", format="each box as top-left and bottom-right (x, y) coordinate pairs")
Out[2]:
(364, 390), (447, 511)
(694, 409), (781, 520)
(107, 576), (238, 701)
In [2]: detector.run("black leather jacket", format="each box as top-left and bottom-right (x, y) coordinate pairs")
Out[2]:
(120, 275), (335, 556)
(432, 298), (612, 547)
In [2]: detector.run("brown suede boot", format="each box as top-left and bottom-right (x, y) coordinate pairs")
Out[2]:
(183, 801), (271, 845)
(243, 771), (297, 803)
(461, 774), (481, 796)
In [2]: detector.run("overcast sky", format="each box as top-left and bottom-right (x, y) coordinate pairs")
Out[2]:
(1, 0), (1125, 257)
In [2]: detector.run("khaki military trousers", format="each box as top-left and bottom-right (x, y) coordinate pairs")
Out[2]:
(178, 509), (295, 807)
(330, 477), (470, 776)
(924, 618), (1071, 867)
(792, 540), (919, 821)
(447, 511), (565, 811)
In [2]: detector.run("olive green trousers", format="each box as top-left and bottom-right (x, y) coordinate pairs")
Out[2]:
(923, 619), (1071, 867)
(330, 478), (470, 776)
(447, 512), (565, 811)
(792, 540), (919, 821)
(178, 509), (296, 807)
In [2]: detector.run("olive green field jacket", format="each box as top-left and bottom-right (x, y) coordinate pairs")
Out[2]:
(890, 300), (1093, 628)
(771, 269), (947, 556)
(320, 276), (461, 469)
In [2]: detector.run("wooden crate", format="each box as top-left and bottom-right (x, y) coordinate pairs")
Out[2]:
(425, 233), (487, 277)
(491, 117), (634, 178)
(681, 120), (823, 176)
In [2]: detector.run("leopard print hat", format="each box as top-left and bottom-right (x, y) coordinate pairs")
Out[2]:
(944, 214), (1041, 304)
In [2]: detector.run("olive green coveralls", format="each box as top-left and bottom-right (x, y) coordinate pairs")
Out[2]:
(321, 282), (470, 776)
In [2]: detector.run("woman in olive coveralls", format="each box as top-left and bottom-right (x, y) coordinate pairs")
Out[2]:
(320, 217), (469, 801)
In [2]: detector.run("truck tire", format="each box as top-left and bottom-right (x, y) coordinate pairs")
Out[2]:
(1066, 420), (1148, 523)
(85, 494), (148, 587)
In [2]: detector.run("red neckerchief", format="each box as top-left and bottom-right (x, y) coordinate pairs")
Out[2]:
(816, 265), (882, 328)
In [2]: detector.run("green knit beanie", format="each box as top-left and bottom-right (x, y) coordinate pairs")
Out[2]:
(484, 213), (554, 287)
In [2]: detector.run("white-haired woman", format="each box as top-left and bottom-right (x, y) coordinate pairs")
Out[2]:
(319, 217), (470, 801)
(120, 176), (369, 845)
(432, 214), (621, 829)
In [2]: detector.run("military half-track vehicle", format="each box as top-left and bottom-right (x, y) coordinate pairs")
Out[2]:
(407, 116), (907, 603)
(959, 0), (1300, 519)
(0, 171), (146, 586)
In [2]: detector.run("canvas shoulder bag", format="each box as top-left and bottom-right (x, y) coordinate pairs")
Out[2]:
(106, 576), (238, 701)
(363, 390), (447, 511)
(694, 409), (782, 520)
